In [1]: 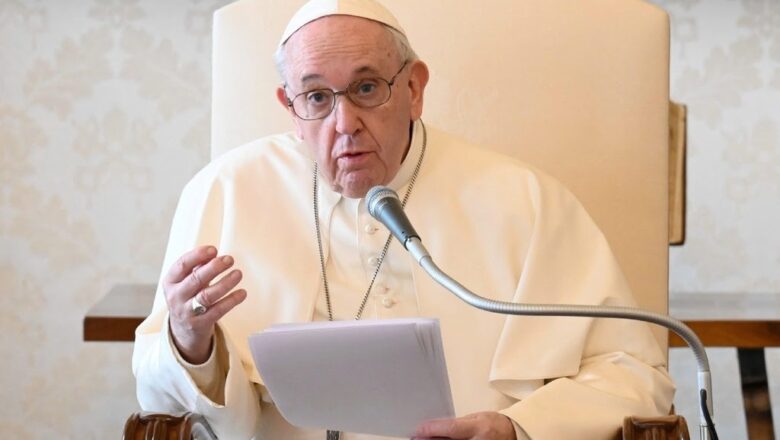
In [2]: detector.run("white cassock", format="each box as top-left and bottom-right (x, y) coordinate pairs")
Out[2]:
(133, 119), (675, 439)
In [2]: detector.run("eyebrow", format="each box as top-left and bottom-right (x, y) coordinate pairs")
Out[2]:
(300, 65), (383, 86)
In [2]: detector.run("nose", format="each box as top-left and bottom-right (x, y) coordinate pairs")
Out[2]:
(331, 93), (363, 135)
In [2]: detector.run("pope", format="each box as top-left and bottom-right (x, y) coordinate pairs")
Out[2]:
(133, 0), (675, 438)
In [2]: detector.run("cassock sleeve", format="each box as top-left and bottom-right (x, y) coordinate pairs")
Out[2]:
(499, 352), (675, 438)
(132, 169), (261, 439)
(173, 330), (227, 405)
(489, 171), (676, 438)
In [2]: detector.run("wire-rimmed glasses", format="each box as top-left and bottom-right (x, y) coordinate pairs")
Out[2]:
(285, 61), (409, 121)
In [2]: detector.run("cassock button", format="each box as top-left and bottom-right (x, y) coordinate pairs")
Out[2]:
(364, 224), (378, 235)
(368, 256), (380, 267)
(382, 297), (396, 308)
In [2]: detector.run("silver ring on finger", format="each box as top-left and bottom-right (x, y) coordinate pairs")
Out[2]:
(191, 292), (208, 316)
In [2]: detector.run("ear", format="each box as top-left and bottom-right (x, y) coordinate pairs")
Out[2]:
(276, 86), (292, 111)
(277, 85), (304, 138)
(407, 60), (430, 121)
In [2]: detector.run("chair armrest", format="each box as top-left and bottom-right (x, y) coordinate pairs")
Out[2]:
(123, 412), (217, 440)
(122, 411), (689, 439)
(621, 415), (690, 440)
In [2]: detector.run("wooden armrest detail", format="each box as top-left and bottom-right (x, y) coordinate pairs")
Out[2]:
(123, 411), (691, 439)
(124, 412), (217, 440)
(622, 415), (689, 440)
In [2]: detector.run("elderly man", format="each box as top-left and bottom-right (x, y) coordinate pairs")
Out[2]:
(133, 0), (675, 438)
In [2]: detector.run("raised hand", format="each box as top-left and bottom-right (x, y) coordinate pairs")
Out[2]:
(163, 245), (247, 364)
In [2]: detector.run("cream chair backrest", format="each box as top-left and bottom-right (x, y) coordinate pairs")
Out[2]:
(211, 0), (670, 351)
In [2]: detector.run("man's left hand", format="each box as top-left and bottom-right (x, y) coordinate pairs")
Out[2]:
(412, 411), (517, 440)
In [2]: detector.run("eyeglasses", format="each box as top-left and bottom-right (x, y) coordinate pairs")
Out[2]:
(285, 61), (409, 121)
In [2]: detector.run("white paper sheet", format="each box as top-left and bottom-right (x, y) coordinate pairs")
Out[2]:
(248, 318), (455, 438)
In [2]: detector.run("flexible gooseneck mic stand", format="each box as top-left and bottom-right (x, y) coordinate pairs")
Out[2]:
(366, 186), (718, 440)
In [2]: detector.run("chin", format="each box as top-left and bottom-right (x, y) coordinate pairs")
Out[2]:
(334, 170), (385, 199)
(340, 187), (370, 199)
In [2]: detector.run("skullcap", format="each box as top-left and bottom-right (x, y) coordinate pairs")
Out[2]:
(280, 0), (406, 46)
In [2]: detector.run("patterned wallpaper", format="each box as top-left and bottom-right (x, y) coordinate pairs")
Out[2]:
(0, 0), (777, 437)
(652, 1), (780, 438)
(653, 0), (780, 293)
(0, 0), (231, 437)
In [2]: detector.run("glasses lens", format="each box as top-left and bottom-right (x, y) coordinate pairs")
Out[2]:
(292, 89), (335, 120)
(347, 78), (391, 108)
(290, 77), (393, 120)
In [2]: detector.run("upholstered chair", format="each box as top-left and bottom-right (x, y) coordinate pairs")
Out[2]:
(125, 1), (690, 438)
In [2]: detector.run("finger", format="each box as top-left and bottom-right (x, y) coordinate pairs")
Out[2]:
(180, 254), (237, 299)
(165, 245), (217, 284)
(415, 417), (477, 439)
(199, 289), (248, 322)
(198, 268), (243, 306)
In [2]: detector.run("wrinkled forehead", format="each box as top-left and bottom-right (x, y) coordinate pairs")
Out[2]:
(284, 16), (399, 86)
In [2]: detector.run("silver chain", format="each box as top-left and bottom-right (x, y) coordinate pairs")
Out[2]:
(314, 121), (426, 321)
(313, 121), (427, 439)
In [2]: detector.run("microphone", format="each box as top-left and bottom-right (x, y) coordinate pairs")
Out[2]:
(366, 186), (420, 247)
(365, 185), (718, 440)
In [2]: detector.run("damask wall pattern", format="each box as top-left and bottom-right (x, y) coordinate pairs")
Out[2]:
(653, 0), (780, 293)
(0, 0), (231, 437)
(653, 1), (780, 437)
(1, 0), (778, 438)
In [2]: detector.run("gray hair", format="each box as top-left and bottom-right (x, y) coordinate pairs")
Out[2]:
(273, 24), (419, 84)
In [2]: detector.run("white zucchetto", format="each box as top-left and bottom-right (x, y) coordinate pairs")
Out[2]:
(279, 0), (406, 46)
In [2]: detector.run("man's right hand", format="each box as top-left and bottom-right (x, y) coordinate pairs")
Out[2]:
(163, 245), (247, 364)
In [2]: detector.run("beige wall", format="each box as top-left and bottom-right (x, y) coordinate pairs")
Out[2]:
(1, 0), (778, 438)
(651, 1), (780, 438)
(653, 0), (780, 293)
(0, 0), (230, 437)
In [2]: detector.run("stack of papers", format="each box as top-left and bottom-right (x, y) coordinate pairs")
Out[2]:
(248, 318), (455, 438)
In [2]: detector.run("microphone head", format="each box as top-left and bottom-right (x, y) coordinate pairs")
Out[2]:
(365, 185), (420, 247)
(366, 186), (399, 217)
